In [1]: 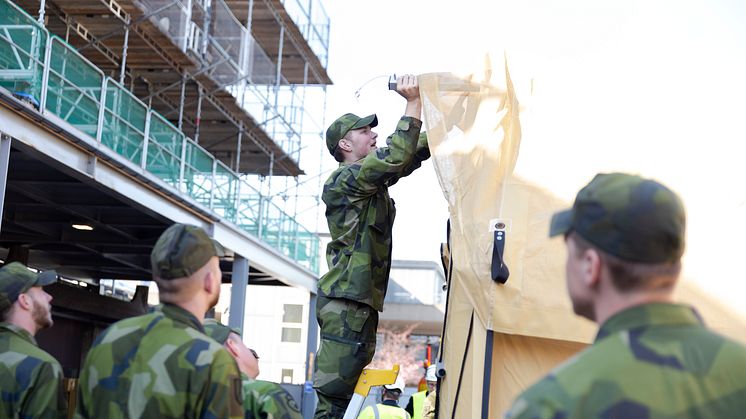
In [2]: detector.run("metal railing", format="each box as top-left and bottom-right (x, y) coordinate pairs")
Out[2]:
(0, 0), (320, 273)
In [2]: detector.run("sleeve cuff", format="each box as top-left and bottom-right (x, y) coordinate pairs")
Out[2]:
(397, 116), (423, 131)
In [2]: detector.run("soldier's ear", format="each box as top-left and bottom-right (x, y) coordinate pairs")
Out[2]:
(338, 138), (351, 152)
(15, 292), (33, 311)
(585, 248), (602, 288)
(202, 269), (217, 294)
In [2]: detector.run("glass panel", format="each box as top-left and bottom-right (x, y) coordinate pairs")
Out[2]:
(101, 80), (147, 164)
(281, 327), (301, 343)
(282, 304), (303, 323)
(146, 113), (183, 186)
(45, 38), (102, 139)
(182, 139), (213, 204)
(281, 369), (293, 384)
(0, 1), (48, 104)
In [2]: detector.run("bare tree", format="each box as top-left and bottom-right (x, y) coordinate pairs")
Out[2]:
(369, 324), (425, 386)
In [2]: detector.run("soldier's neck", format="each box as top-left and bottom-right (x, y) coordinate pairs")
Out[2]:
(162, 298), (207, 323)
(6, 312), (38, 337)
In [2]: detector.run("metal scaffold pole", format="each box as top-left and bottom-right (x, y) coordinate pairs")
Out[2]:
(235, 123), (243, 171)
(119, 17), (130, 84)
(274, 25), (284, 111)
(178, 73), (187, 131)
(37, 0), (46, 24)
(194, 86), (203, 143)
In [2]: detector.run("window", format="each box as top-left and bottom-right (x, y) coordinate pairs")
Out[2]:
(281, 369), (294, 384)
(281, 327), (302, 343)
(283, 304), (303, 323)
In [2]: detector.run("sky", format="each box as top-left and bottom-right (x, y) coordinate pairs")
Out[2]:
(305, 0), (746, 315)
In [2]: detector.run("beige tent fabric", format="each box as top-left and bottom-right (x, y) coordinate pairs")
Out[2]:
(420, 63), (595, 344)
(487, 334), (586, 417)
(420, 61), (595, 419)
(420, 57), (746, 418)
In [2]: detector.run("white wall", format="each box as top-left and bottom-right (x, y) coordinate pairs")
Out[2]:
(243, 285), (311, 384)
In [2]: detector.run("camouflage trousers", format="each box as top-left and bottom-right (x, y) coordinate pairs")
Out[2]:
(313, 296), (378, 419)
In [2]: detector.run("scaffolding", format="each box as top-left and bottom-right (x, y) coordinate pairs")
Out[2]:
(0, 0), (331, 273)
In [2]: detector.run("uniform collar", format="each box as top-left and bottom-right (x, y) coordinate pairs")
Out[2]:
(0, 322), (37, 345)
(595, 302), (703, 343)
(381, 399), (400, 407)
(158, 303), (205, 333)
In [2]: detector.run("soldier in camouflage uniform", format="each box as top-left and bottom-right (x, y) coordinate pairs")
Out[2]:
(0, 262), (66, 418)
(315, 74), (430, 418)
(506, 173), (746, 418)
(204, 319), (302, 419)
(76, 223), (244, 418)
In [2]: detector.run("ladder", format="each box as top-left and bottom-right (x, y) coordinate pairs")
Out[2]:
(342, 365), (400, 419)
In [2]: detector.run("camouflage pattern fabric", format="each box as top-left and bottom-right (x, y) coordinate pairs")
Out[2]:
(242, 375), (301, 419)
(421, 390), (436, 419)
(505, 303), (746, 418)
(314, 297), (378, 418)
(318, 116), (430, 312)
(75, 303), (243, 418)
(0, 323), (66, 418)
(549, 172), (686, 263)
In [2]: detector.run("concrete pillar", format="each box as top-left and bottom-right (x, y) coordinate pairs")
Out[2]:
(229, 255), (249, 334)
(0, 134), (11, 234)
(302, 292), (318, 418)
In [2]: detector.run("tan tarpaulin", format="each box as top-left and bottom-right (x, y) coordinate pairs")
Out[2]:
(419, 58), (746, 418)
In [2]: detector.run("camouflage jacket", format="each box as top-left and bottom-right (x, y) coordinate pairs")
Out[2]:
(75, 304), (243, 419)
(242, 375), (301, 419)
(0, 323), (67, 419)
(319, 116), (430, 311)
(505, 303), (746, 418)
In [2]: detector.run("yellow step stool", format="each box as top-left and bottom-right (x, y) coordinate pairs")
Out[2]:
(343, 364), (400, 419)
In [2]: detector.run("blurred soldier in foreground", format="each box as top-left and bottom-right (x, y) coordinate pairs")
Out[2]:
(204, 319), (302, 418)
(76, 223), (243, 418)
(315, 74), (430, 418)
(506, 173), (746, 418)
(0, 262), (66, 418)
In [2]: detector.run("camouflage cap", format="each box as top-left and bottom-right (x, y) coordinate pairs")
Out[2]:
(203, 318), (241, 344)
(0, 262), (57, 313)
(550, 173), (686, 263)
(325, 113), (378, 155)
(151, 223), (226, 280)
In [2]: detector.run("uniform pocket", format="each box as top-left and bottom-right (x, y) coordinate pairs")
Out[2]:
(344, 301), (371, 333)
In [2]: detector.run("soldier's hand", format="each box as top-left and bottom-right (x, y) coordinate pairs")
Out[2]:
(395, 74), (420, 101)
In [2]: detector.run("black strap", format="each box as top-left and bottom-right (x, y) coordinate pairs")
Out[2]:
(491, 229), (510, 284)
(450, 312), (474, 419)
(435, 219), (454, 419)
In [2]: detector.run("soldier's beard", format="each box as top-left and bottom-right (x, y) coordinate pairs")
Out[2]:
(31, 297), (53, 330)
(571, 298), (596, 322)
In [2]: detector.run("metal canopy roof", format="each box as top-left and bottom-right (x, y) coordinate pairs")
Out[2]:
(1, 143), (289, 285)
